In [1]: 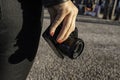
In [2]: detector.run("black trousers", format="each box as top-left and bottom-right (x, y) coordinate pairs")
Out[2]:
(0, 0), (43, 80)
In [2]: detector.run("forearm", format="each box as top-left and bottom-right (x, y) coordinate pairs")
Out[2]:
(43, 0), (70, 7)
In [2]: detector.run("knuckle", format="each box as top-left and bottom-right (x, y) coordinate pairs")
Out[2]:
(51, 25), (57, 30)
(76, 9), (78, 14)
(55, 20), (61, 24)
(50, 27), (55, 32)
(74, 7), (78, 14)
(71, 26), (75, 32)
(54, 19), (61, 25)
(65, 9), (70, 14)
(60, 10), (65, 14)
(76, 10), (78, 15)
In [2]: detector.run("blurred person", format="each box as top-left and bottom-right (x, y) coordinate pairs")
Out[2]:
(115, 0), (120, 20)
(83, 0), (94, 16)
(84, 0), (93, 12)
(0, 0), (78, 80)
(102, 0), (114, 19)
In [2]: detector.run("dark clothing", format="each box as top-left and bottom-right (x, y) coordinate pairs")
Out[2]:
(115, 0), (120, 20)
(0, 0), (67, 80)
(43, 0), (69, 7)
(83, 0), (93, 8)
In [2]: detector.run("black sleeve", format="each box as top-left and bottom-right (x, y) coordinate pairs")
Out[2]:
(43, 0), (69, 7)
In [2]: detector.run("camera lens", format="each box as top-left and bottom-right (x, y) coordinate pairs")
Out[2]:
(72, 39), (84, 59)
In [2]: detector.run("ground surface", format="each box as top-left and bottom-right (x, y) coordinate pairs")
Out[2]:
(27, 10), (120, 80)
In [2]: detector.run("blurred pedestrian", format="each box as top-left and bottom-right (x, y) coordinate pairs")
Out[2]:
(115, 0), (120, 20)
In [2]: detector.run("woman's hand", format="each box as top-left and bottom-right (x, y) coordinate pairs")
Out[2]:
(48, 1), (78, 44)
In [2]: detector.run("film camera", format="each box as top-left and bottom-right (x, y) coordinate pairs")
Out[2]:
(42, 24), (84, 59)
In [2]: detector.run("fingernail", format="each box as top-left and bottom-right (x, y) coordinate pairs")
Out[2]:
(50, 32), (54, 36)
(57, 39), (63, 44)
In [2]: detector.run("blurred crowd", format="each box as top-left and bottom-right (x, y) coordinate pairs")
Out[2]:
(73, 0), (120, 21)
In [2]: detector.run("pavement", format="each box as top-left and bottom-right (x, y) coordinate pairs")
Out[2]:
(27, 10), (120, 80)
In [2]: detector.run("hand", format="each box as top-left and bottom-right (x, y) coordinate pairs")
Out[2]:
(48, 0), (78, 44)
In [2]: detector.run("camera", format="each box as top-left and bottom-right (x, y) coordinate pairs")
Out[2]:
(42, 24), (84, 59)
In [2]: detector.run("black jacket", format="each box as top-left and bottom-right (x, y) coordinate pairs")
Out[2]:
(43, 0), (69, 7)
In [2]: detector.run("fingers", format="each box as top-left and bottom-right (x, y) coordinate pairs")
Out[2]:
(48, 0), (78, 44)
(56, 13), (73, 43)
(57, 9), (78, 43)
(62, 21), (75, 42)
(63, 12), (78, 41)
(50, 11), (67, 36)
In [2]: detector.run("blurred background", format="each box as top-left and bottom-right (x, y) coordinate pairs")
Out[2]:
(73, 0), (120, 21)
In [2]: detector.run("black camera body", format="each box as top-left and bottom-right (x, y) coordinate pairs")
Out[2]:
(42, 24), (84, 59)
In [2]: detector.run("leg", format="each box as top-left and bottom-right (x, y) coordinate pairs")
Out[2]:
(0, 0), (43, 80)
(103, 0), (110, 19)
